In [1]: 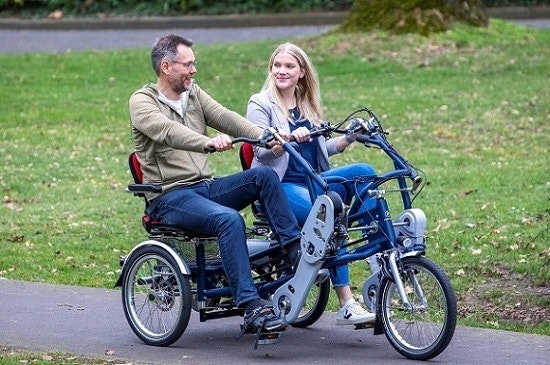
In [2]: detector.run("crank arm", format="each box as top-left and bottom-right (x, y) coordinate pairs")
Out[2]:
(266, 194), (338, 328)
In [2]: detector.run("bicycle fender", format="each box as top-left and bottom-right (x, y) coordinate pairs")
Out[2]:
(399, 250), (425, 259)
(114, 239), (191, 287)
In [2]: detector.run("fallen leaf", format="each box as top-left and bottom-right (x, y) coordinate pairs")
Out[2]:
(48, 10), (63, 20)
(456, 189), (477, 197)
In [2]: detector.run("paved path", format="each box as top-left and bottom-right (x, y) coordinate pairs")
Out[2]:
(0, 25), (333, 54)
(0, 12), (548, 55)
(0, 279), (548, 365)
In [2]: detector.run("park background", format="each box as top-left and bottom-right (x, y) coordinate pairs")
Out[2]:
(0, 1), (548, 359)
(1, 0), (549, 17)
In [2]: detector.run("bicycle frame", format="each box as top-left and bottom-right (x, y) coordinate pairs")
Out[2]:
(265, 112), (427, 327)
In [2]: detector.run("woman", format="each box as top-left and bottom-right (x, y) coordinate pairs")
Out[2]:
(247, 42), (376, 325)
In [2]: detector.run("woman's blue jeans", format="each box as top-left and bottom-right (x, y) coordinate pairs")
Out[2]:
(146, 166), (301, 307)
(282, 163), (376, 287)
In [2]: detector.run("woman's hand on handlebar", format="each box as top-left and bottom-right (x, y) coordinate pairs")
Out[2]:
(290, 126), (312, 143)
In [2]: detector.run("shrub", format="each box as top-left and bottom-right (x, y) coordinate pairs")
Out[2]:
(1, 0), (545, 17)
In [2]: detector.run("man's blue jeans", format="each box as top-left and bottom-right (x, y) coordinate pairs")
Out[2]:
(146, 166), (301, 307)
(282, 163), (376, 287)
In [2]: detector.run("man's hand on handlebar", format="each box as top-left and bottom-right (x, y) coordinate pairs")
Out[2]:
(205, 134), (233, 152)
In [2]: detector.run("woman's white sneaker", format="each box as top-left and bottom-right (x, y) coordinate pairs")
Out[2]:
(336, 301), (376, 325)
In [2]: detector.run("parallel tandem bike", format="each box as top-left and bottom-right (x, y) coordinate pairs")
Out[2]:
(115, 107), (457, 361)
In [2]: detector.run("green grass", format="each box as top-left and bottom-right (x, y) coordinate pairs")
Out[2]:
(0, 348), (129, 365)
(0, 19), (548, 336)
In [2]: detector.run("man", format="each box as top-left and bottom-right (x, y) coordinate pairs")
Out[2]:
(129, 34), (301, 330)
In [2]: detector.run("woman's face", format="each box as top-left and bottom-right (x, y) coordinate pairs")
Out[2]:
(271, 52), (304, 93)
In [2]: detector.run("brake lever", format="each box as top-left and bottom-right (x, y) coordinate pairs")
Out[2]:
(308, 123), (334, 138)
(258, 127), (278, 148)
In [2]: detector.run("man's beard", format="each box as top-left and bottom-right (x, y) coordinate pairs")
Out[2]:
(172, 77), (192, 95)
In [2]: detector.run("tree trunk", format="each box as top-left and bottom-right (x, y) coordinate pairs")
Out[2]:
(340, 0), (489, 35)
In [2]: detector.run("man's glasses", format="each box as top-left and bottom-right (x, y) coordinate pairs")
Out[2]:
(171, 60), (197, 69)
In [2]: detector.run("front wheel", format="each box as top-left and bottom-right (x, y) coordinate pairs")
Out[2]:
(377, 256), (456, 360)
(121, 245), (192, 346)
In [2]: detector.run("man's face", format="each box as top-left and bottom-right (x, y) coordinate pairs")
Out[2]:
(166, 44), (196, 94)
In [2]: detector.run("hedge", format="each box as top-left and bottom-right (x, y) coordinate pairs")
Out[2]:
(0, 0), (547, 17)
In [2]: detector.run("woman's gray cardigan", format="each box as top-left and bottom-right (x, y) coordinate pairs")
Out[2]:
(246, 90), (340, 180)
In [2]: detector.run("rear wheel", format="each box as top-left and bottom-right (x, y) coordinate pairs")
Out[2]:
(291, 278), (330, 328)
(121, 245), (192, 346)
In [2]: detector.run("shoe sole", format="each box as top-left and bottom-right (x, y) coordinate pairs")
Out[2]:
(336, 315), (376, 325)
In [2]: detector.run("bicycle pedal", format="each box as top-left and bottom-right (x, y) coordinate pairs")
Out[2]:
(354, 321), (374, 330)
(256, 330), (282, 345)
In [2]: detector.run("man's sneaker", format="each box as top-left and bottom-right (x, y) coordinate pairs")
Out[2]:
(242, 299), (275, 331)
(336, 301), (376, 325)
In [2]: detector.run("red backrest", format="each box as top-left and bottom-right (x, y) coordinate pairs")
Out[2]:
(239, 142), (254, 171)
(128, 152), (143, 184)
(128, 152), (152, 227)
(238, 143), (266, 218)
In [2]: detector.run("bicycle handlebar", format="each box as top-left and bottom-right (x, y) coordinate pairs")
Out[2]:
(288, 112), (424, 195)
(206, 128), (276, 153)
(206, 108), (423, 194)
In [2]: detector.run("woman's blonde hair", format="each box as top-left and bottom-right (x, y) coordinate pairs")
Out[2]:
(263, 43), (324, 125)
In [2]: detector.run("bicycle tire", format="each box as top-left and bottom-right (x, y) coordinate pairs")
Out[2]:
(377, 256), (457, 360)
(291, 278), (331, 328)
(121, 245), (192, 346)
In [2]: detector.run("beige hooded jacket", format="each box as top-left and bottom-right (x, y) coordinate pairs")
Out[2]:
(129, 82), (263, 200)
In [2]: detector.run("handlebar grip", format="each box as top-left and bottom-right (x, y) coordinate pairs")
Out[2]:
(289, 126), (332, 142)
(206, 133), (274, 153)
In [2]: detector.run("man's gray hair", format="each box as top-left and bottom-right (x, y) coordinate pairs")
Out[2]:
(151, 34), (193, 76)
